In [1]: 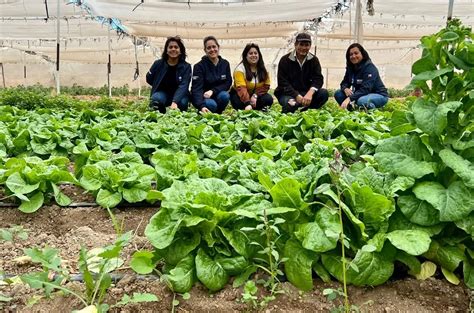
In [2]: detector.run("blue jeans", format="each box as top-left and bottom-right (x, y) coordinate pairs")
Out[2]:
(334, 89), (388, 110)
(202, 91), (230, 113)
(150, 91), (189, 113)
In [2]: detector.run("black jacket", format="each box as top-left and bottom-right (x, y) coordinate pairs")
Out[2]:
(274, 51), (324, 99)
(191, 56), (232, 109)
(340, 59), (388, 101)
(146, 59), (191, 103)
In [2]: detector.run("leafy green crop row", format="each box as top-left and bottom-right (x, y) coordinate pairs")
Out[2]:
(0, 20), (472, 293)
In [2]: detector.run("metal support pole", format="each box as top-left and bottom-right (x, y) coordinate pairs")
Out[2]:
(0, 63), (5, 88)
(354, 0), (363, 44)
(56, 0), (60, 94)
(133, 37), (141, 98)
(107, 19), (112, 97)
(447, 0), (454, 23)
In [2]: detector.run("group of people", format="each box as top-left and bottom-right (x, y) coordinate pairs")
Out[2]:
(146, 32), (389, 114)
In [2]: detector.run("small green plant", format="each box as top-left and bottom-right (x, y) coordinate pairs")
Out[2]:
(20, 231), (158, 312)
(0, 225), (28, 242)
(241, 208), (287, 306)
(240, 280), (258, 309)
(323, 288), (361, 313)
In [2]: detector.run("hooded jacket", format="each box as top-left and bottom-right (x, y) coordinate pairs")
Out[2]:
(191, 56), (232, 109)
(274, 51), (324, 99)
(146, 59), (191, 103)
(340, 59), (388, 101)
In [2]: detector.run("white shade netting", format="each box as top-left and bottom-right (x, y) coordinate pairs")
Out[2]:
(0, 0), (472, 90)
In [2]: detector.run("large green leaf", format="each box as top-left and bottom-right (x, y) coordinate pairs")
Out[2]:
(463, 259), (474, 289)
(269, 177), (307, 210)
(423, 240), (465, 272)
(351, 184), (395, 235)
(157, 232), (201, 265)
(386, 230), (431, 256)
(18, 192), (44, 213)
(122, 186), (148, 203)
(295, 207), (340, 253)
(6, 172), (39, 194)
(411, 66), (453, 82)
(195, 249), (228, 292)
(398, 195), (440, 226)
(96, 189), (122, 208)
(130, 250), (156, 274)
(51, 183), (72, 206)
(145, 208), (182, 249)
(455, 213), (474, 236)
(284, 239), (318, 291)
(374, 135), (436, 179)
(439, 149), (474, 188)
(322, 251), (393, 286)
(80, 165), (102, 191)
(412, 98), (462, 135)
(413, 181), (474, 222)
(163, 255), (196, 293)
(215, 255), (249, 275)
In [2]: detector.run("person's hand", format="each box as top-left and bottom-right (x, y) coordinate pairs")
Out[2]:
(170, 102), (178, 110)
(296, 94), (304, 105)
(203, 90), (213, 99)
(200, 107), (211, 113)
(302, 90), (314, 107)
(244, 104), (253, 111)
(341, 97), (351, 109)
(250, 95), (257, 107)
(344, 88), (353, 97)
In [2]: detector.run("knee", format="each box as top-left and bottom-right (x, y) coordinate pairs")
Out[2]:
(151, 92), (166, 104)
(203, 99), (218, 112)
(178, 97), (189, 111)
(216, 91), (230, 104)
(318, 88), (329, 103)
(334, 89), (345, 104)
(261, 93), (274, 106)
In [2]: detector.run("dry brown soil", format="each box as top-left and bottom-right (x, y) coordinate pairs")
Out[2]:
(0, 204), (471, 313)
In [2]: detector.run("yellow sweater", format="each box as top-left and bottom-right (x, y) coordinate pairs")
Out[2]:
(233, 63), (271, 103)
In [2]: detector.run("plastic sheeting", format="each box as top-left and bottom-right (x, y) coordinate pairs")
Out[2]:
(0, 0), (473, 89)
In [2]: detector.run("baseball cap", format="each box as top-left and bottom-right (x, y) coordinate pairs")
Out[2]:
(295, 32), (312, 43)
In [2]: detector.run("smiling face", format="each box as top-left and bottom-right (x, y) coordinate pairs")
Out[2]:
(349, 46), (363, 65)
(246, 47), (259, 66)
(204, 39), (219, 60)
(295, 41), (311, 59)
(166, 40), (181, 60)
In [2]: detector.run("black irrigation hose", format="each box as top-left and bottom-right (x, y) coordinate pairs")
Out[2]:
(0, 201), (160, 209)
(0, 273), (160, 283)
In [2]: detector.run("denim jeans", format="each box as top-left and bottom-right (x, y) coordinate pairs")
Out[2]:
(334, 89), (388, 110)
(202, 90), (230, 113)
(150, 91), (189, 113)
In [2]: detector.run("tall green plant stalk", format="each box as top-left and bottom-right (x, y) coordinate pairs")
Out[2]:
(330, 149), (350, 313)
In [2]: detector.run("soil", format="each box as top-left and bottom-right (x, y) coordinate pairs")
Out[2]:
(0, 205), (471, 313)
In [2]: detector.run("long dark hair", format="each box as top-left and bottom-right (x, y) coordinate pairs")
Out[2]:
(345, 43), (370, 69)
(240, 43), (268, 82)
(161, 36), (186, 62)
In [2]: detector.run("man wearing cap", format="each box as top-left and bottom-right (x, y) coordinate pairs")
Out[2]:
(274, 32), (328, 113)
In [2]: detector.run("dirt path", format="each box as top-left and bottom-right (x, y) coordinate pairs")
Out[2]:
(0, 206), (470, 312)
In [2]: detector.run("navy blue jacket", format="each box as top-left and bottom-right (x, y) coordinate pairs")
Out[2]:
(340, 59), (388, 101)
(146, 59), (191, 103)
(191, 56), (232, 109)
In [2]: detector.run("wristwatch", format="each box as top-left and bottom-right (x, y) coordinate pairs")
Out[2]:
(252, 94), (258, 99)
(310, 87), (318, 92)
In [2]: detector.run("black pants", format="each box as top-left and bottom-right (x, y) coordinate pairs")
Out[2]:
(278, 88), (329, 113)
(230, 90), (274, 110)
